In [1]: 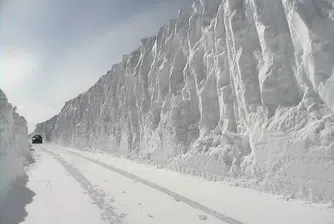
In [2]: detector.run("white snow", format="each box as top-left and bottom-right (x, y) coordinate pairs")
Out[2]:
(33, 0), (334, 205)
(20, 148), (109, 224)
(0, 89), (31, 203)
(25, 145), (334, 224)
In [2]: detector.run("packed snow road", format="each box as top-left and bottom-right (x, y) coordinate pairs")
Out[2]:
(22, 145), (334, 224)
(23, 145), (234, 224)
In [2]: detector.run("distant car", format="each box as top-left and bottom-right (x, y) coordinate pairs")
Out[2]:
(32, 134), (43, 144)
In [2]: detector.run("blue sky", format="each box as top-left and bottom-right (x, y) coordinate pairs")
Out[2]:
(0, 0), (192, 132)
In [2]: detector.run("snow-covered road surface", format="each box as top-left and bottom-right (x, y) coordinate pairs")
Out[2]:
(20, 148), (109, 224)
(21, 144), (334, 224)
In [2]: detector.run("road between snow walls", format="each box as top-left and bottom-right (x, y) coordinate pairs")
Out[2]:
(0, 89), (34, 224)
(33, 0), (334, 205)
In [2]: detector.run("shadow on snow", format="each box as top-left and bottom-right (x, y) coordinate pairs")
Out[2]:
(0, 150), (36, 224)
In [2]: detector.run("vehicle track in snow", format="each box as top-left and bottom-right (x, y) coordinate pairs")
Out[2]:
(57, 148), (243, 224)
(43, 149), (125, 224)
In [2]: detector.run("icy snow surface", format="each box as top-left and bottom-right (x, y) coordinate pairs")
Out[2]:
(26, 145), (334, 224)
(20, 148), (110, 224)
(0, 89), (31, 202)
(34, 0), (334, 204)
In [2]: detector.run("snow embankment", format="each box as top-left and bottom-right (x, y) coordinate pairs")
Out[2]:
(0, 89), (31, 202)
(34, 0), (334, 204)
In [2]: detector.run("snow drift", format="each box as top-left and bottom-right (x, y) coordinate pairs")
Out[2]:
(0, 89), (31, 202)
(34, 0), (334, 204)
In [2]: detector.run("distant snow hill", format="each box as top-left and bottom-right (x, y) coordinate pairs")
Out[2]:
(34, 0), (334, 204)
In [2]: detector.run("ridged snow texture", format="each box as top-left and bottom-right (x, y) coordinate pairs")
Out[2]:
(0, 89), (30, 202)
(35, 0), (334, 204)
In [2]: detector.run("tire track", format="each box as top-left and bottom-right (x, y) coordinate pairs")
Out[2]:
(61, 149), (243, 224)
(43, 150), (124, 224)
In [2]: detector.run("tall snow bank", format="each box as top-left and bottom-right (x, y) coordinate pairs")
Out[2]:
(0, 89), (30, 202)
(34, 0), (334, 204)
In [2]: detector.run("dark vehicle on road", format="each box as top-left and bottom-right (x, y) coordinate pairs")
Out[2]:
(32, 134), (43, 144)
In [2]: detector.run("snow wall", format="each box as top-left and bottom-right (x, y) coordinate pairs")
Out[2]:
(0, 89), (31, 202)
(34, 0), (334, 204)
